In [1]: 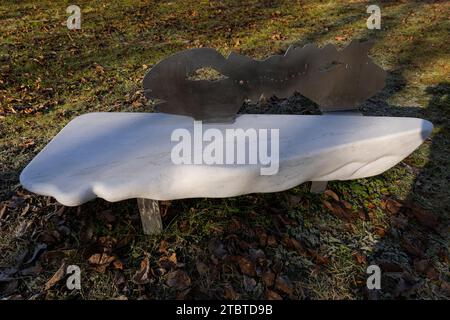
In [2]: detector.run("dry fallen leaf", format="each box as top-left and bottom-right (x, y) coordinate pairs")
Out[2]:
(208, 239), (227, 259)
(384, 198), (403, 215)
(159, 253), (178, 270)
(275, 275), (293, 295)
(352, 251), (367, 265)
(266, 289), (283, 300)
(308, 249), (329, 265)
(262, 272), (275, 287)
(168, 252), (177, 265)
(112, 259), (123, 270)
(88, 253), (116, 272)
(335, 35), (347, 41)
(94, 63), (105, 74)
(0, 203), (7, 220)
(196, 261), (208, 274)
(373, 226), (386, 237)
(45, 261), (66, 290)
(166, 270), (191, 290)
(224, 284), (237, 300)
(176, 288), (191, 300)
(324, 189), (340, 201)
(341, 199), (353, 210)
(237, 256), (256, 277)
(98, 236), (117, 252)
(322, 199), (354, 221)
(159, 240), (169, 254)
(132, 256), (151, 285)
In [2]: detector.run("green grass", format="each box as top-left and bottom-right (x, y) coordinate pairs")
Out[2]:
(0, 0), (449, 300)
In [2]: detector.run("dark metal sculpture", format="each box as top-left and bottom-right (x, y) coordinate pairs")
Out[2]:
(143, 39), (386, 122)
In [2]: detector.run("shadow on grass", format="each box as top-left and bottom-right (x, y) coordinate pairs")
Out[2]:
(359, 81), (449, 299)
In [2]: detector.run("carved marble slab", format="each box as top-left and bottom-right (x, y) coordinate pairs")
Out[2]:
(20, 113), (432, 206)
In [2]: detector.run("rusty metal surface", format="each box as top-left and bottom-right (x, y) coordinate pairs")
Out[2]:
(143, 40), (386, 122)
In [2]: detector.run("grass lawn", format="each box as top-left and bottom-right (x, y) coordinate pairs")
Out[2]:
(0, 0), (449, 299)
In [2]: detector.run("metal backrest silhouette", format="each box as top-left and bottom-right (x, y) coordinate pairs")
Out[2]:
(143, 40), (386, 122)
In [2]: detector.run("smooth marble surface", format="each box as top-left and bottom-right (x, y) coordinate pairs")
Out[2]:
(20, 112), (433, 206)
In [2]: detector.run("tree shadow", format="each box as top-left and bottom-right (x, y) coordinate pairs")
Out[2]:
(238, 68), (449, 299)
(360, 81), (449, 299)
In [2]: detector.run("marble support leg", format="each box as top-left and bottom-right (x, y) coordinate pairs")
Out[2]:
(137, 198), (162, 235)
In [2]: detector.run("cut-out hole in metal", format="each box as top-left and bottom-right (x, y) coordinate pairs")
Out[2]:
(187, 67), (229, 82)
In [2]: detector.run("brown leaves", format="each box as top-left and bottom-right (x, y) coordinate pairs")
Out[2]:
(223, 284), (238, 300)
(132, 257), (151, 285)
(325, 201), (352, 220)
(208, 238), (227, 260)
(159, 240), (169, 254)
(324, 189), (339, 201)
(383, 198), (403, 215)
(195, 261), (208, 274)
(44, 261), (66, 290)
(88, 253), (120, 273)
(352, 251), (367, 265)
(373, 226), (386, 237)
(0, 202), (7, 220)
(266, 290), (282, 300)
(237, 256), (256, 277)
(274, 275), (293, 295)
(307, 249), (329, 265)
(159, 252), (178, 270)
(382, 198), (440, 231)
(166, 270), (191, 290)
(261, 272), (275, 286)
(322, 190), (360, 222)
(88, 253), (115, 266)
(94, 63), (105, 74)
(335, 35), (347, 42)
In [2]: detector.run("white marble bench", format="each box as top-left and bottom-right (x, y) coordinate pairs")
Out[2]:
(20, 112), (432, 234)
(19, 42), (434, 235)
